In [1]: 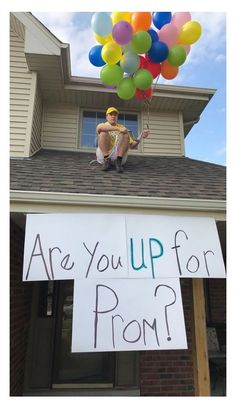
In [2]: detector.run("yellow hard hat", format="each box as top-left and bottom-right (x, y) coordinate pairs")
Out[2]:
(106, 107), (119, 115)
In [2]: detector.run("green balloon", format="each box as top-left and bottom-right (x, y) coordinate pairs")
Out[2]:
(117, 77), (136, 100)
(133, 69), (153, 90)
(100, 64), (123, 85)
(131, 31), (152, 54)
(168, 45), (187, 67)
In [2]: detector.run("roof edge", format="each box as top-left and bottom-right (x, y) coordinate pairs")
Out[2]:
(10, 190), (226, 219)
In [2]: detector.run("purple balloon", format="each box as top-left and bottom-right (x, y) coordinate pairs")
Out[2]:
(112, 21), (133, 45)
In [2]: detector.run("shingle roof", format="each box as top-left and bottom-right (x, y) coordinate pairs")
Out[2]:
(10, 150), (226, 200)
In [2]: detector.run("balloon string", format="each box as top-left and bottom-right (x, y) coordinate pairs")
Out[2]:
(144, 74), (160, 130)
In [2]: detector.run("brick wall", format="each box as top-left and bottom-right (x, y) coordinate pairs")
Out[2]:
(140, 279), (195, 396)
(10, 219), (33, 396)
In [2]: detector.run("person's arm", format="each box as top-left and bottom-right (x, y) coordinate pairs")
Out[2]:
(97, 124), (127, 133)
(130, 129), (150, 149)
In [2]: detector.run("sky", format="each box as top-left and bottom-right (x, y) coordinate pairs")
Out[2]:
(31, 10), (227, 166)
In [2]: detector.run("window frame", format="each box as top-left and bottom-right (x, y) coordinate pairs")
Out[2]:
(78, 108), (141, 151)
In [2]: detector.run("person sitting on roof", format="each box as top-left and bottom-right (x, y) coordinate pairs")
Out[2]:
(96, 107), (149, 173)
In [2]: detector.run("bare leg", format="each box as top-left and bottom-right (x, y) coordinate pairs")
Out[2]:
(117, 132), (130, 157)
(98, 131), (112, 157)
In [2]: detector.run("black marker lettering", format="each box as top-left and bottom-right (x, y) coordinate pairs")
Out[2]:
(93, 284), (119, 348)
(49, 246), (61, 280)
(83, 241), (99, 278)
(112, 314), (124, 348)
(143, 318), (160, 346)
(186, 255), (200, 273)
(97, 254), (109, 272)
(26, 234), (51, 280)
(203, 250), (215, 277)
(111, 255), (123, 270)
(171, 230), (188, 276)
(123, 320), (142, 344)
(61, 254), (75, 271)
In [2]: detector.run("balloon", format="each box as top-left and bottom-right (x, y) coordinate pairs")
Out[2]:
(145, 60), (161, 79)
(120, 52), (140, 74)
(158, 23), (178, 47)
(122, 42), (134, 53)
(135, 87), (153, 100)
(131, 12), (152, 32)
(117, 77), (136, 100)
(179, 44), (191, 55)
(100, 64), (123, 85)
(147, 41), (169, 63)
(112, 21), (133, 45)
(139, 55), (148, 69)
(101, 41), (122, 64)
(91, 12), (112, 37)
(88, 45), (105, 67)
(133, 69), (153, 90)
(171, 12), (191, 30)
(111, 12), (131, 25)
(168, 45), (187, 66)
(148, 29), (159, 43)
(152, 12), (172, 30)
(131, 31), (152, 54)
(178, 21), (202, 45)
(94, 32), (112, 45)
(161, 60), (179, 79)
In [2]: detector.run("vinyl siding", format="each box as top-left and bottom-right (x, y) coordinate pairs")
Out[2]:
(41, 105), (78, 150)
(41, 105), (184, 156)
(142, 110), (184, 156)
(10, 28), (33, 157)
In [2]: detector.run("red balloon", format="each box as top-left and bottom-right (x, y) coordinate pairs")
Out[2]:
(139, 55), (147, 69)
(135, 87), (153, 100)
(145, 61), (161, 78)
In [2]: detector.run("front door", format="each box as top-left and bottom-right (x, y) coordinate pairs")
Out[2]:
(52, 280), (114, 387)
(24, 280), (139, 391)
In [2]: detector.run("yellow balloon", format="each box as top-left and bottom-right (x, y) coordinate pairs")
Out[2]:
(94, 32), (112, 45)
(101, 41), (122, 64)
(111, 12), (131, 25)
(178, 20), (202, 45)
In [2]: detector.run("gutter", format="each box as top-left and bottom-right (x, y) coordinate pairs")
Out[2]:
(184, 117), (200, 127)
(10, 190), (226, 220)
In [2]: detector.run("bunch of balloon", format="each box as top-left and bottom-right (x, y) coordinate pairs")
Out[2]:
(89, 12), (202, 101)
(154, 12), (202, 81)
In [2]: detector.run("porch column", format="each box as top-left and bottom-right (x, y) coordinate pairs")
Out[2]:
(191, 278), (210, 396)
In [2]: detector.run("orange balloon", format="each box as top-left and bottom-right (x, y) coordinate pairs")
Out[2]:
(131, 12), (152, 32)
(161, 60), (179, 80)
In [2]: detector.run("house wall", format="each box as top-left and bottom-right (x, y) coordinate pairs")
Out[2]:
(10, 220), (33, 396)
(41, 105), (184, 156)
(10, 28), (34, 157)
(142, 110), (184, 156)
(41, 105), (78, 150)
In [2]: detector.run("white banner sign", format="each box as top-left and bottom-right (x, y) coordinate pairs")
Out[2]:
(72, 278), (187, 352)
(23, 213), (226, 281)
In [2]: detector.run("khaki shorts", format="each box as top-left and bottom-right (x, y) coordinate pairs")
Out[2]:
(96, 146), (128, 165)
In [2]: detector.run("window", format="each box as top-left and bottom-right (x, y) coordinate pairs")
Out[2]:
(80, 110), (139, 148)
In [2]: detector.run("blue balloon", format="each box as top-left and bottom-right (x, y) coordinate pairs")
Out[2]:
(89, 45), (105, 67)
(91, 12), (112, 37)
(147, 41), (169, 63)
(148, 29), (159, 43)
(152, 12), (172, 30)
